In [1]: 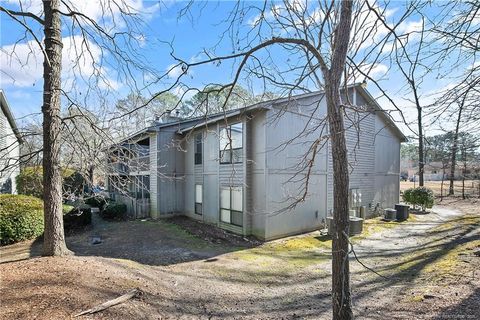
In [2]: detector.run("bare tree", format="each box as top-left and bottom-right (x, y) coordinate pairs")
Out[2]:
(168, 1), (419, 318)
(426, 0), (480, 195)
(40, 0), (70, 255)
(0, 0), (167, 255)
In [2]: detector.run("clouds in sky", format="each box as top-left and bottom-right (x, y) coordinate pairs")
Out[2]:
(0, 35), (119, 90)
(4, 0), (160, 24)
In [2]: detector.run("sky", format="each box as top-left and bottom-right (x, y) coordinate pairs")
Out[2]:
(0, 0), (475, 138)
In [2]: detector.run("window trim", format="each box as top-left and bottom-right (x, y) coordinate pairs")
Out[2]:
(219, 186), (243, 227)
(219, 123), (243, 165)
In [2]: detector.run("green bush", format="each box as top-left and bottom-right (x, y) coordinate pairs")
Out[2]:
(84, 195), (108, 210)
(63, 172), (87, 196)
(16, 167), (77, 199)
(101, 202), (128, 220)
(16, 167), (43, 198)
(64, 207), (92, 232)
(0, 194), (44, 245)
(402, 187), (434, 211)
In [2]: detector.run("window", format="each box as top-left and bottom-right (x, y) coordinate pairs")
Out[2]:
(195, 184), (203, 215)
(219, 123), (243, 164)
(220, 186), (243, 226)
(130, 175), (150, 199)
(194, 133), (202, 165)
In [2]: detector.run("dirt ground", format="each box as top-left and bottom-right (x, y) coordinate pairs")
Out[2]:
(1, 200), (479, 319)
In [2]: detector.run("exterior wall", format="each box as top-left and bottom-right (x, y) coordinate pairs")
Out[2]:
(326, 88), (400, 218)
(156, 126), (185, 215)
(263, 96), (328, 240)
(182, 115), (248, 235)
(149, 133), (159, 218)
(0, 109), (20, 194)
(373, 114), (401, 212)
(345, 89), (376, 217)
(247, 111), (267, 239)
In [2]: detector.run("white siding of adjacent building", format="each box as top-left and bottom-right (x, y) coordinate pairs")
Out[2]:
(0, 109), (20, 194)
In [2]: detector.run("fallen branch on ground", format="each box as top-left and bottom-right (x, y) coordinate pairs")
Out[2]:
(74, 288), (141, 317)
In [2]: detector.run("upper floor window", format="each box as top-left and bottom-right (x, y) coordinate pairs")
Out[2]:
(194, 133), (202, 165)
(219, 123), (243, 164)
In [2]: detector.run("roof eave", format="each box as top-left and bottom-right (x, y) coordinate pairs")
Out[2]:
(0, 91), (24, 144)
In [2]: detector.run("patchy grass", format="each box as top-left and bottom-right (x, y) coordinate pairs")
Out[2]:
(231, 215), (419, 271)
(391, 215), (479, 281)
(424, 239), (480, 275)
(351, 214), (418, 243)
(230, 232), (331, 272)
(430, 214), (480, 233)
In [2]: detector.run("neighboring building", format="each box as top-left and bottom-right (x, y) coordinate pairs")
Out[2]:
(106, 84), (406, 240)
(400, 160), (479, 182)
(0, 91), (23, 194)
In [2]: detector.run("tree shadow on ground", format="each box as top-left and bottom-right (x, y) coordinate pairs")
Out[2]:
(352, 219), (479, 319)
(0, 213), (261, 267)
(433, 287), (480, 320)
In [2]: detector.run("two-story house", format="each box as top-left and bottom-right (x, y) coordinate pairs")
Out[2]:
(107, 84), (406, 240)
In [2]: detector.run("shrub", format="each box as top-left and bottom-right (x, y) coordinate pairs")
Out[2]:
(101, 202), (128, 221)
(402, 188), (414, 205)
(64, 207), (92, 232)
(16, 167), (43, 198)
(17, 167), (77, 199)
(63, 172), (87, 196)
(402, 187), (434, 211)
(84, 195), (109, 210)
(0, 195), (44, 245)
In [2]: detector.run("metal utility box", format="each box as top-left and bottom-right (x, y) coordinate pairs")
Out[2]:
(326, 216), (364, 236)
(384, 208), (397, 221)
(395, 204), (409, 221)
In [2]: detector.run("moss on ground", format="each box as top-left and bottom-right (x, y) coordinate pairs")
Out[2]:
(424, 239), (480, 274)
(351, 214), (417, 242)
(390, 214), (479, 281)
(430, 215), (480, 233)
(232, 215), (420, 270)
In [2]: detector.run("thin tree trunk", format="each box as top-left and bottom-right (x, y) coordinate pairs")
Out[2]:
(326, 1), (353, 319)
(462, 148), (466, 200)
(449, 97), (465, 195)
(415, 97), (424, 187)
(326, 83), (352, 320)
(440, 164), (445, 201)
(42, 0), (70, 256)
(88, 164), (95, 193)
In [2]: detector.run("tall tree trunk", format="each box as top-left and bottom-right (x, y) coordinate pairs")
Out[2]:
(326, 1), (353, 319)
(326, 83), (352, 320)
(449, 97), (465, 195)
(42, 0), (70, 256)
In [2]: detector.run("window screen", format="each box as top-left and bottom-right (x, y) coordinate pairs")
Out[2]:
(194, 133), (202, 165)
(219, 123), (243, 164)
(195, 184), (203, 215)
(219, 186), (243, 226)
